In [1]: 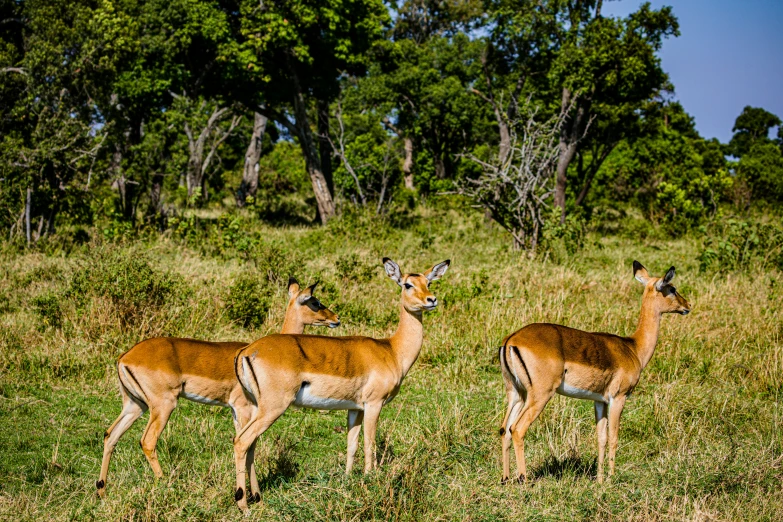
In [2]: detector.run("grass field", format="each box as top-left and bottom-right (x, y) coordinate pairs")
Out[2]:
(1, 207), (781, 521)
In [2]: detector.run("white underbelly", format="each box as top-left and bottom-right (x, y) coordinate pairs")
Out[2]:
(180, 390), (229, 407)
(556, 382), (607, 403)
(293, 386), (362, 410)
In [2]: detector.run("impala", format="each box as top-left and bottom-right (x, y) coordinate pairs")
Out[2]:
(231, 258), (450, 512)
(96, 278), (339, 501)
(499, 261), (690, 484)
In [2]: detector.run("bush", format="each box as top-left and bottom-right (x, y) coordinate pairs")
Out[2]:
(539, 208), (586, 262)
(69, 249), (185, 324)
(336, 253), (377, 283)
(225, 274), (273, 329)
(699, 219), (783, 273)
(31, 292), (62, 330)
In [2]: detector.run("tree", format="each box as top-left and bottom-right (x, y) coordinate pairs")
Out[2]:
(220, 0), (389, 223)
(459, 98), (568, 251)
(728, 106), (781, 158)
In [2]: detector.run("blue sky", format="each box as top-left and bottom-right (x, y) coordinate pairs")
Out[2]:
(603, 0), (783, 143)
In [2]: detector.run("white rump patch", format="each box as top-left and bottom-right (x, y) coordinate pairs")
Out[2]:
(556, 382), (607, 403)
(180, 390), (227, 407)
(294, 385), (362, 411)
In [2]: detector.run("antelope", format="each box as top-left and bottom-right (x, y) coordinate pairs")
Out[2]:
(96, 278), (339, 501)
(499, 261), (690, 484)
(230, 258), (450, 512)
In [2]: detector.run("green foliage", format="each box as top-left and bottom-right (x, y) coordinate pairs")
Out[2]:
(225, 273), (272, 329)
(539, 208), (587, 262)
(335, 253), (377, 283)
(699, 219), (783, 273)
(69, 249), (185, 323)
(31, 292), (63, 330)
(728, 106), (782, 158)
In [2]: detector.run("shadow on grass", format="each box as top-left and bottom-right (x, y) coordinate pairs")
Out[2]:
(258, 437), (300, 491)
(530, 453), (597, 481)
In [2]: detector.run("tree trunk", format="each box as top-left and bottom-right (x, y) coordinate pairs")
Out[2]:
(148, 172), (164, 226)
(236, 112), (267, 207)
(25, 186), (31, 246)
(403, 137), (415, 190)
(317, 99), (334, 196)
(290, 77), (335, 224)
(554, 87), (587, 224)
(434, 154), (447, 179)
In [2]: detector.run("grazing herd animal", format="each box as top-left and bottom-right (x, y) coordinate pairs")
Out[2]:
(96, 258), (690, 512)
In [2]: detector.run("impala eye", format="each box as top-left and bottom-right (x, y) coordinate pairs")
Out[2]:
(404, 283), (413, 290)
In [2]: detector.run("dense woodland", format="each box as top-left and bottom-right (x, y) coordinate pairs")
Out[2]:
(1, 0), (781, 251)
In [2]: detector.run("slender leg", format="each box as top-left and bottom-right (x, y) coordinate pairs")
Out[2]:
(234, 404), (261, 503)
(607, 395), (626, 478)
(97, 397), (146, 497)
(594, 401), (608, 483)
(346, 409), (364, 474)
(246, 439), (260, 502)
(362, 403), (383, 473)
(501, 394), (523, 483)
(140, 398), (177, 479)
(510, 392), (553, 483)
(233, 406), (288, 513)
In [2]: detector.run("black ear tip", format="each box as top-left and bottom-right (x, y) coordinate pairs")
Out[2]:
(444, 259), (451, 265)
(669, 266), (676, 272)
(382, 257), (391, 264)
(633, 260), (643, 271)
(288, 276), (298, 287)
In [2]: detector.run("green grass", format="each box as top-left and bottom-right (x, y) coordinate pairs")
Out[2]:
(1, 207), (781, 521)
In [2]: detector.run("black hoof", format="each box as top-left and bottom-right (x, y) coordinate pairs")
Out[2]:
(235, 487), (244, 501)
(248, 492), (261, 504)
(517, 474), (526, 484)
(96, 479), (104, 490)
(501, 476), (510, 485)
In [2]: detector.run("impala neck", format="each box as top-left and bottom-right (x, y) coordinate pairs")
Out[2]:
(390, 302), (424, 376)
(281, 304), (304, 335)
(630, 293), (661, 369)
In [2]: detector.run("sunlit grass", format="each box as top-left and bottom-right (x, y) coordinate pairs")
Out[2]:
(1, 208), (781, 521)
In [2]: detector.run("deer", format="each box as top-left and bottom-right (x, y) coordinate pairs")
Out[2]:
(230, 258), (450, 512)
(96, 278), (339, 502)
(499, 261), (690, 485)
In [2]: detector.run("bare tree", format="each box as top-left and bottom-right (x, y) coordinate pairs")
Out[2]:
(173, 94), (242, 203)
(458, 98), (571, 252)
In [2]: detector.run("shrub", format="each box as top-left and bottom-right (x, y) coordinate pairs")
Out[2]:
(225, 273), (273, 329)
(31, 292), (62, 330)
(539, 208), (586, 262)
(336, 253), (377, 283)
(699, 219), (783, 273)
(69, 249), (185, 324)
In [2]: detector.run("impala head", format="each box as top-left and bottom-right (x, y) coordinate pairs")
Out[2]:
(633, 261), (691, 315)
(287, 277), (340, 328)
(383, 258), (450, 313)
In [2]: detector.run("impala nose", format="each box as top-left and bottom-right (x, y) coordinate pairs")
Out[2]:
(426, 297), (437, 307)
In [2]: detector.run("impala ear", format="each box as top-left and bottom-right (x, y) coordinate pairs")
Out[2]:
(425, 259), (450, 282)
(633, 260), (651, 285)
(297, 282), (315, 304)
(656, 266), (676, 290)
(288, 277), (300, 298)
(383, 257), (402, 286)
